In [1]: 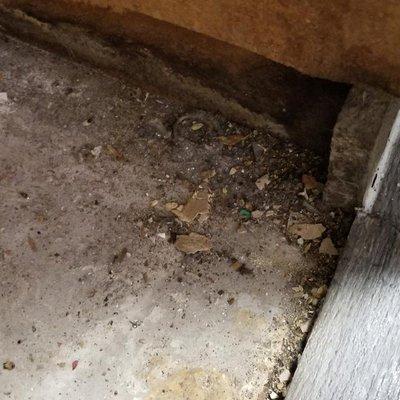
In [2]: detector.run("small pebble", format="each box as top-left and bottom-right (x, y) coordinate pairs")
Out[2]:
(278, 368), (291, 383)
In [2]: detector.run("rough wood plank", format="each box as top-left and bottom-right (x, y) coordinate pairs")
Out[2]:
(370, 112), (400, 226)
(286, 214), (400, 400)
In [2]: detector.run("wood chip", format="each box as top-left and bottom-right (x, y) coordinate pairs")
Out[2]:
(106, 144), (124, 161)
(229, 167), (237, 176)
(278, 369), (291, 383)
(200, 169), (216, 180)
(319, 237), (338, 255)
(255, 174), (271, 190)
(231, 260), (242, 271)
(191, 122), (204, 131)
(175, 233), (211, 254)
(217, 135), (247, 146)
(165, 202), (179, 211)
(3, 360), (15, 370)
(251, 210), (264, 219)
(288, 223), (326, 240)
(27, 236), (37, 252)
(302, 174), (318, 190)
(171, 188), (210, 223)
(150, 200), (158, 207)
(311, 285), (328, 299)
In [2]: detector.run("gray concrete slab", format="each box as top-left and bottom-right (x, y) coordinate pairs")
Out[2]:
(0, 36), (348, 400)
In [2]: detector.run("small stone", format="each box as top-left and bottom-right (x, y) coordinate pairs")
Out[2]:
(255, 174), (271, 190)
(90, 146), (102, 158)
(278, 369), (291, 383)
(229, 167), (237, 175)
(269, 391), (279, 400)
(252, 210), (264, 219)
(311, 285), (328, 299)
(165, 202), (179, 211)
(288, 223), (326, 240)
(0, 92), (8, 104)
(299, 320), (312, 333)
(150, 200), (158, 207)
(191, 122), (204, 131)
(3, 361), (15, 370)
(319, 237), (338, 256)
(297, 237), (304, 245)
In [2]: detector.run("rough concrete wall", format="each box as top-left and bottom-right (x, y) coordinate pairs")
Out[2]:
(2, 0), (400, 95)
(324, 85), (399, 209)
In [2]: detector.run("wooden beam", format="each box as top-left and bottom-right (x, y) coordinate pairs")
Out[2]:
(286, 106), (400, 399)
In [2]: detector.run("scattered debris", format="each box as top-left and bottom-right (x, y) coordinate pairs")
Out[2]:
(231, 260), (253, 275)
(217, 134), (247, 146)
(278, 369), (291, 383)
(191, 122), (204, 131)
(311, 285), (328, 299)
(82, 117), (93, 126)
(112, 247), (128, 264)
(3, 361), (15, 370)
(27, 236), (37, 252)
(252, 210), (264, 219)
(227, 297), (235, 305)
(146, 118), (172, 139)
(19, 191), (29, 199)
(171, 188), (210, 223)
(157, 232), (167, 240)
(269, 391), (279, 399)
(299, 320), (312, 334)
(302, 174), (319, 190)
(165, 202), (179, 211)
(150, 199), (159, 207)
(231, 260), (242, 271)
(106, 144), (124, 161)
(288, 223), (326, 240)
(72, 360), (79, 370)
(200, 169), (216, 180)
(129, 320), (143, 329)
(239, 208), (252, 219)
(0, 92), (8, 103)
(319, 237), (338, 255)
(175, 233), (211, 254)
(229, 167), (237, 175)
(90, 145), (102, 158)
(255, 174), (271, 190)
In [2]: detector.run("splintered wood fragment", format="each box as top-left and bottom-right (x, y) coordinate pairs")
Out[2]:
(175, 233), (211, 254)
(171, 188), (210, 223)
(255, 174), (271, 190)
(217, 135), (248, 146)
(288, 223), (326, 240)
(319, 237), (338, 255)
(27, 236), (37, 252)
(302, 174), (318, 190)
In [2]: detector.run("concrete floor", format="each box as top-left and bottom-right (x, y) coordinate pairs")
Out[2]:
(0, 36), (347, 400)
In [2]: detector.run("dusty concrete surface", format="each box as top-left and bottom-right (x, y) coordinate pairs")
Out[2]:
(0, 36), (351, 399)
(2, 0), (400, 95)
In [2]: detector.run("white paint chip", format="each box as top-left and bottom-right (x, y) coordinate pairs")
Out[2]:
(0, 92), (8, 103)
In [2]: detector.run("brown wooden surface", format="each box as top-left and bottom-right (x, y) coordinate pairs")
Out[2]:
(3, 0), (400, 94)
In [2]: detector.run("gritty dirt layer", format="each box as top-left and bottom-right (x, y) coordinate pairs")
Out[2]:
(0, 35), (353, 400)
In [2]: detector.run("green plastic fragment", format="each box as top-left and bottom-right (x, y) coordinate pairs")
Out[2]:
(239, 208), (252, 219)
